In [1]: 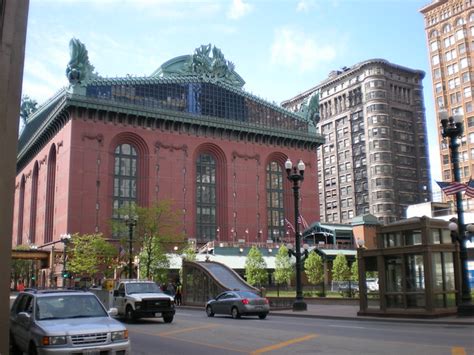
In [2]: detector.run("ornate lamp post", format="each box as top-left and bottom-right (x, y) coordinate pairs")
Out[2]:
(439, 109), (473, 315)
(285, 158), (307, 311)
(60, 233), (71, 286)
(124, 215), (138, 279)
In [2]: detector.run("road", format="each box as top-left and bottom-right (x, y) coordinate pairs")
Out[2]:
(126, 308), (473, 355)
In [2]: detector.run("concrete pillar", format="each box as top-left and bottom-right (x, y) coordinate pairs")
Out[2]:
(0, 1), (29, 353)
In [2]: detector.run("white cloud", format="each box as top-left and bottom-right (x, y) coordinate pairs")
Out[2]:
(270, 27), (336, 72)
(227, 0), (253, 20)
(296, 0), (314, 12)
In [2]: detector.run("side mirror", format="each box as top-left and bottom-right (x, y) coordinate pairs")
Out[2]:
(17, 312), (32, 324)
(108, 308), (118, 317)
(113, 290), (119, 297)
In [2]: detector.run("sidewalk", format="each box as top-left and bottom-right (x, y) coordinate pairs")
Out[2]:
(269, 303), (474, 326)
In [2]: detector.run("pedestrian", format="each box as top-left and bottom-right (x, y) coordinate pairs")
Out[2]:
(175, 285), (182, 306)
(17, 281), (25, 292)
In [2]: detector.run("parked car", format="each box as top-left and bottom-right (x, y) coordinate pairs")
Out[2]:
(10, 289), (131, 355)
(205, 290), (270, 319)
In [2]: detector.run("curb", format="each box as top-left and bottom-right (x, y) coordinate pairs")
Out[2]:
(269, 311), (474, 326)
(177, 306), (474, 326)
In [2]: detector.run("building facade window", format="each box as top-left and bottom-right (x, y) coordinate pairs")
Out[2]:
(196, 154), (217, 243)
(266, 161), (285, 242)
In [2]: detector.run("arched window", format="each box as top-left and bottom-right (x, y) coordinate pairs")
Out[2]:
(17, 176), (26, 245)
(455, 17), (465, 26)
(266, 161), (285, 242)
(469, 12), (474, 22)
(442, 23), (452, 33)
(196, 154), (217, 243)
(29, 162), (39, 244)
(113, 144), (137, 219)
(429, 29), (439, 39)
(44, 145), (56, 243)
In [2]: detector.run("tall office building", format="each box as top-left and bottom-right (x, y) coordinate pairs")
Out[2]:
(420, 0), (474, 211)
(283, 59), (431, 225)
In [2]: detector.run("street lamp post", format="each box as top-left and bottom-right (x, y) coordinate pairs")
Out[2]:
(60, 233), (71, 287)
(124, 215), (138, 279)
(439, 109), (473, 315)
(285, 158), (307, 311)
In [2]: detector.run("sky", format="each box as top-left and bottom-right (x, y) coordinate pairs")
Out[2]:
(22, 0), (441, 188)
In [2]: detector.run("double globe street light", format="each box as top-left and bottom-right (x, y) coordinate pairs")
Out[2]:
(439, 109), (473, 315)
(285, 158), (307, 311)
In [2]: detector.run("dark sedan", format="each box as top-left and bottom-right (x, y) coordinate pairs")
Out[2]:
(205, 290), (270, 319)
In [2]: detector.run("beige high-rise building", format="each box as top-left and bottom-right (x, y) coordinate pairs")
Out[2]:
(282, 59), (431, 225)
(420, 0), (474, 211)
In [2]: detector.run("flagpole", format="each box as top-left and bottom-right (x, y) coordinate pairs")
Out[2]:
(439, 109), (473, 315)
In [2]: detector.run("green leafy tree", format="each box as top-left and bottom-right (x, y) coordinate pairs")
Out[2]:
(350, 259), (359, 282)
(11, 245), (33, 288)
(138, 239), (169, 284)
(182, 242), (197, 262)
(20, 95), (38, 126)
(244, 246), (267, 287)
(68, 233), (117, 279)
(273, 245), (292, 296)
(331, 253), (350, 281)
(305, 251), (324, 285)
(112, 200), (184, 281)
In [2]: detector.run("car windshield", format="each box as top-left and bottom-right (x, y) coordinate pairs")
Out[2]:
(126, 282), (161, 294)
(236, 291), (260, 299)
(36, 295), (107, 320)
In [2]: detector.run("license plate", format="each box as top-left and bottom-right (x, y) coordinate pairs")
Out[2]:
(155, 312), (162, 317)
(84, 351), (99, 355)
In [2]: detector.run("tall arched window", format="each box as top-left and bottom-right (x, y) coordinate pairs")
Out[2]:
(44, 145), (56, 243)
(196, 154), (216, 242)
(113, 144), (137, 220)
(29, 162), (39, 244)
(266, 161), (285, 242)
(17, 176), (26, 245)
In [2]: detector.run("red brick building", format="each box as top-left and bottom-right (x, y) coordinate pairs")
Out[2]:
(12, 41), (323, 284)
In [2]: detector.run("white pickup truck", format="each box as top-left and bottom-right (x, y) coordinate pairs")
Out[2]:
(112, 280), (175, 323)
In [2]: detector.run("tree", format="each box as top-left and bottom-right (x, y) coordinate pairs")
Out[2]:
(67, 233), (117, 280)
(112, 200), (184, 281)
(331, 253), (350, 281)
(244, 246), (267, 287)
(304, 251), (324, 285)
(273, 245), (292, 296)
(11, 245), (33, 289)
(20, 95), (38, 126)
(350, 259), (359, 282)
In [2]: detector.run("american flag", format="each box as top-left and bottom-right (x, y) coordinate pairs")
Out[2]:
(298, 214), (310, 230)
(436, 181), (466, 195)
(284, 218), (295, 233)
(465, 179), (474, 198)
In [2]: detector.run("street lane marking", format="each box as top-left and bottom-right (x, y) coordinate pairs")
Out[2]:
(159, 323), (218, 336)
(250, 334), (318, 354)
(328, 325), (368, 329)
(160, 334), (248, 353)
(451, 347), (466, 355)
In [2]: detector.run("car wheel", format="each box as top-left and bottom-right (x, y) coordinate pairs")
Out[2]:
(163, 313), (174, 323)
(258, 313), (267, 320)
(231, 307), (241, 319)
(206, 305), (215, 317)
(28, 342), (38, 355)
(125, 305), (135, 322)
(9, 332), (21, 355)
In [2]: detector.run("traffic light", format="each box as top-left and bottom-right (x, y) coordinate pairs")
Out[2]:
(31, 275), (36, 280)
(62, 270), (70, 278)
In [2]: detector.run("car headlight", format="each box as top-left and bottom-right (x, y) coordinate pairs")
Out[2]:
(111, 330), (128, 342)
(42, 336), (67, 346)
